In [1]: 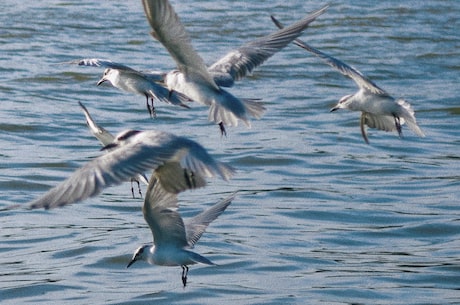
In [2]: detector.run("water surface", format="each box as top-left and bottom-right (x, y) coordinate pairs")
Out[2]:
(1, 1), (459, 304)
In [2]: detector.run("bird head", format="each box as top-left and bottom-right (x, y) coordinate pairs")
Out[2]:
(101, 130), (142, 151)
(330, 94), (353, 112)
(97, 68), (115, 86)
(127, 244), (151, 268)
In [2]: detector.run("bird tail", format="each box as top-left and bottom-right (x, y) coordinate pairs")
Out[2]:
(186, 250), (215, 266)
(396, 99), (425, 137)
(241, 98), (266, 120)
(208, 93), (266, 128)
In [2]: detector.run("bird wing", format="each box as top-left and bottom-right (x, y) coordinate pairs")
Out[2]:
(208, 5), (328, 88)
(152, 161), (207, 194)
(143, 178), (188, 248)
(79, 102), (150, 186)
(142, 0), (218, 89)
(360, 112), (405, 144)
(65, 58), (138, 72)
(270, 15), (389, 96)
(78, 101), (115, 146)
(363, 112), (403, 132)
(28, 131), (233, 209)
(185, 193), (235, 248)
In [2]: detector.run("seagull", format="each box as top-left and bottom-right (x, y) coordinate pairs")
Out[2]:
(66, 58), (191, 118)
(271, 15), (425, 144)
(127, 179), (235, 287)
(28, 129), (234, 209)
(78, 101), (149, 197)
(142, 0), (329, 135)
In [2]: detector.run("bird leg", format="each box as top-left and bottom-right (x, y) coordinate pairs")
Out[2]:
(218, 122), (227, 137)
(181, 265), (189, 287)
(184, 169), (196, 189)
(393, 114), (402, 138)
(145, 95), (156, 118)
(360, 113), (370, 144)
(130, 178), (142, 198)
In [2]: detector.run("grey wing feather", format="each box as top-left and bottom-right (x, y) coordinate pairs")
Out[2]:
(209, 5), (329, 87)
(142, 70), (168, 83)
(29, 132), (233, 209)
(152, 162), (207, 194)
(185, 193), (235, 247)
(142, 0), (218, 89)
(65, 58), (137, 72)
(176, 137), (235, 183)
(143, 178), (188, 247)
(363, 113), (401, 132)
(78, 102), (115, 146)
(28, 143), (172, 209)
(270, 15), (389, 96)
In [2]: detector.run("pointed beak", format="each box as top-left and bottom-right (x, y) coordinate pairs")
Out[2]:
(126, 258), (136, 268)
(100, 143), (118, 151)
(330, 106), (339, 112)
(96, 77), (106, 86)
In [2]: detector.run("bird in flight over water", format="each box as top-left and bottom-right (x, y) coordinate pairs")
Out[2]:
(271, 15), (425, 144)
(127, 179), (235, 287)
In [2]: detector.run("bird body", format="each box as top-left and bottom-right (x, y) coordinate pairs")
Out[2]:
(66, 58), (190, 117)
(142, 0), (328, 134)
(127, 179), (234, 286)
(28, 129), (233, 209)
(271, 15), (425, 143)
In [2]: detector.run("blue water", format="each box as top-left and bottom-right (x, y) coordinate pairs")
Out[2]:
(1, 1), (459, 304)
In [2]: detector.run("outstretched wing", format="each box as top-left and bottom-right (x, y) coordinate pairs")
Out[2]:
(270, 15), (389, 96)
(64, 58), (138, 72)
(28, 139), (170, 209)
(78, 101), (115, 146)
(143, 178), (188, 247)
(142, 0), (218, 89)
(28, 131), (233, 209)
(185, 193), (235, 247)
(209, 5), (329, 87)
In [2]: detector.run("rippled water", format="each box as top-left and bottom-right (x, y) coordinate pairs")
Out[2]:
(1, 0), (459, 304)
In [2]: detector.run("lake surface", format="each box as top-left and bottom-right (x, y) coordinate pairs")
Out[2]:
(1, 0), (459, 304)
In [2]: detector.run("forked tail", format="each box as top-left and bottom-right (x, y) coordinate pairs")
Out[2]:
(186, 250), (215, 266)
(397, 99), (425, 137)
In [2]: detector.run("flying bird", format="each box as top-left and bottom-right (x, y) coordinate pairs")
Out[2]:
(78, 101), (149, 197)
(271, 15), (425, 144)
(127, 179), (235, 287)
(29, 129), (234, 209)
(142, 0), (328, 134)
(67, 58), (191, 117)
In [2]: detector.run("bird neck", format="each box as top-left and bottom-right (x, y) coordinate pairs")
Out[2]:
(143, 244), (156, 265)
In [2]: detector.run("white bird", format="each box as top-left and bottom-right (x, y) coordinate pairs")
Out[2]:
(271, 15), (425, 144)
(127, 179), (234, 287)
(66, 58), (191, 118)
(78, 101), (149, 197)
(28, 129), (234, 209)
(142, 0), (329, 135)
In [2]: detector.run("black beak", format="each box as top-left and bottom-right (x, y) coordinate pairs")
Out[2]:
(330, 106), (339, 112)
(101, 143), (118, 151)
(126, 259), (136, 269)
(96, 78), (106, 86)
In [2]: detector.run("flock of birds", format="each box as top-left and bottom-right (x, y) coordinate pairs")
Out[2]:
(25, 0), (425, 287)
